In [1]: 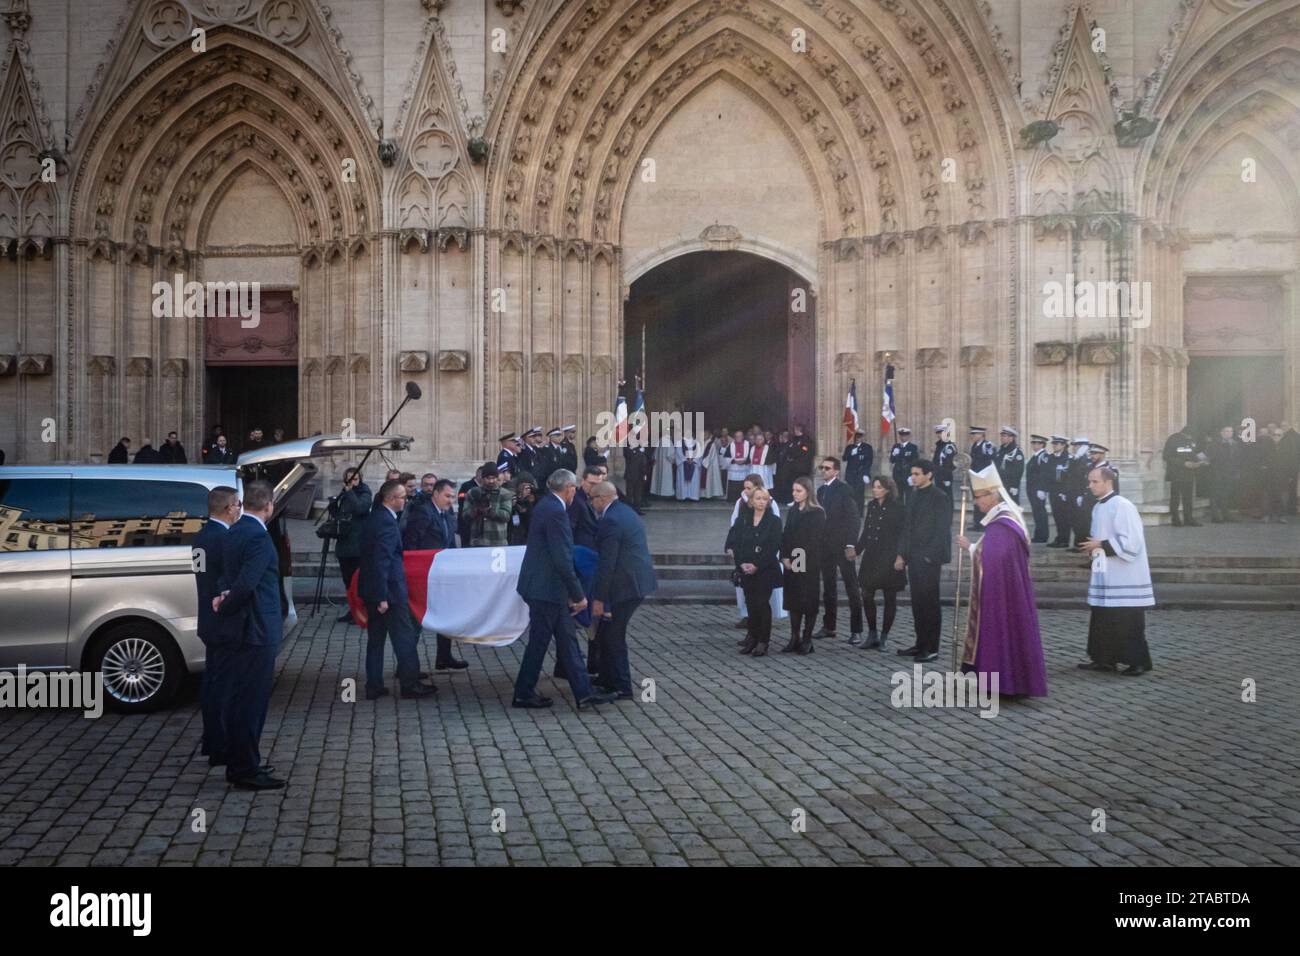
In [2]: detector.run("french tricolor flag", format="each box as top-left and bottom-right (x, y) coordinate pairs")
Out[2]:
(843, 379), (859, 443)
(880, 364), (896, 436)
(347, 548), (530, 645)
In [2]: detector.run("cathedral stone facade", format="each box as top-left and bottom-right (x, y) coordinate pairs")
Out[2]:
(0, 0), (1296, 499)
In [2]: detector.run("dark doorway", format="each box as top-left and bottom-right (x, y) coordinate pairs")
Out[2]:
(205, 365), (298, 452)
(624, 251), (815, 433)
(1187, 355), (1285, 440)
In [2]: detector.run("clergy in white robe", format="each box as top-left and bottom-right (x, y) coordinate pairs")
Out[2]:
(1077, 466), (1154, 675)
(700, 433), (726, 499)
(675, 438), (702, 501)
(649, 432), (677, 497)
(749, 438), (775, 491)
(728, 484), (784, 624)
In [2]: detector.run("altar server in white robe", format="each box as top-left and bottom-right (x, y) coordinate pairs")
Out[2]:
(700, 430), (726, 500)
(649, 422), (677, 498)
(727, 474), (785, 629)
(676, 437), (703, 501)
(1076, 465), (1154, 676)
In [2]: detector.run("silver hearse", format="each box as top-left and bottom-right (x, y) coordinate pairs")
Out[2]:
(0, 434), (411, 713)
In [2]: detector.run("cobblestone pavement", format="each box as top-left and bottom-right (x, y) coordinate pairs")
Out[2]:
(1, 606), (1297, 866)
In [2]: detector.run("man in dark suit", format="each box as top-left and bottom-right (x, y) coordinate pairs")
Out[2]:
(108, 437), (131, 463)
(512, 469), (617, 711)
(814, 456), (864, 644)
(895, 460), (952, 662)
(569, 466), (602, 549)
(203, 434), (237, 464)
(588, 482), (657, 699)
(359, 480), (436, 700)
(401, 478), (468, 672)
(211, 481), (286, 790)
(192, 486), (240, 768)
(160, 431), (187, 463)
(623, 429), (649, 514)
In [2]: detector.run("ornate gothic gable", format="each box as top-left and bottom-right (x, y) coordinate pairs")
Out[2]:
(69, 0), (383, 150)
(1028, 7), (1121, 216)
(0, 36), (56, 245)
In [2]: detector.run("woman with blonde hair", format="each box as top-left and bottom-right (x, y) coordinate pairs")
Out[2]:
(724, 486), (783, 656)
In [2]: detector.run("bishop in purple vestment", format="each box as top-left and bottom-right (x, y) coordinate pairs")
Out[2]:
(956, 465), (1048, 697)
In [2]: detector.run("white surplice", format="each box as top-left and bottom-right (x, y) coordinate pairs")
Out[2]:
(700, 437), (726, 499)
(649, 440), (676, 497)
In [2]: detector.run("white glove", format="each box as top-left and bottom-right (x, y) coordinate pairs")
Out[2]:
(1037, 490), (1047, 502)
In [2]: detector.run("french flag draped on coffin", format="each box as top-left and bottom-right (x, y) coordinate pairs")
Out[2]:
(345, 545), (599, 646)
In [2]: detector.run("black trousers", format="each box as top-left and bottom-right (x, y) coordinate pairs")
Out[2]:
(846, 477), (867, 515)
(337, 555), (360, 589)
(1168, 479), (1196, 522)
(224, 640), (278, 780)
(742, 582), (775, 644)
(726, 479), (746, 503)
(1027, 489), (1050, 542)
(820, 553), (863, 634)
(1052, 494), (1077, 545)
(861, 586), (898, 634)
(595, 598), (641, 694)
(907, 560), (942, 655)
(624, 465), (645, 509)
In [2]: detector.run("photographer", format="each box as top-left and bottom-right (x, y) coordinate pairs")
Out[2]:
(333, 467), (372, 624)
(465, 462), (515, 547)
(508, 472), (538, 546)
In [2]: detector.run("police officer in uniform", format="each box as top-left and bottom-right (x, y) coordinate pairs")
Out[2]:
(496, 433), (520, 479)
(889, 427), (920, 505)
(517, 427), (542, 476)
(1162, 425), (1204, 526)
(1047, 435), (1074, 548)
(1024, 434), (1051, 544)
(993, 427), (1025, 504)
(560, 425), (580, 474)
(535, 428), (565, 486)
(842, 430), (874, 515)
(932, 423), (957, 500)
(1072, 442), (1120, 543)
(968, 426), (996, 529)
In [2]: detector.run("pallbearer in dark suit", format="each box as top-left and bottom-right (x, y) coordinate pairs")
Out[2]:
(192, 486), (240, 768)
(588, 483), (657, 698)
(1025, 434), (1052, 543)
(895, 460), (951, 663)
(814, 456), (864, 644)
(359, 480), (436, 701)
(512, 470), (617, 710)
(211, 481), (286, 790)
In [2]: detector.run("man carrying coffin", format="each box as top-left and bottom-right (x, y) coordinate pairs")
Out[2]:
(955, 466), (1048, 697)
(1076, 466), (1154, 676)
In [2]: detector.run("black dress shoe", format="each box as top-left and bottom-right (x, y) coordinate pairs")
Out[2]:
(1076, 660), (1117, 672)
(896, 645), (919, 656)
(365, 687), (389, 700)
(400, 682), (438, 698)
(1119, 664), (1150, 676)
(512, 695), (554, 709)
(435, 659), (470, 671)
(228, 770), (286, 791)
(577, 691), (618, 710)
(336, 610), (354, 623)
(914, 651), (938, 663)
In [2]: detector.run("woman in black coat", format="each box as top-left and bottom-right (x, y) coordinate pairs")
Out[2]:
(856, 476), (908, 650)
(780, 476), (825, 654)
(724, 486), (783, 657)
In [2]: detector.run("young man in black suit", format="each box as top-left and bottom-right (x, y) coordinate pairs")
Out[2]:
(814, 456), (864, 644)
(895, 460), (952, 663)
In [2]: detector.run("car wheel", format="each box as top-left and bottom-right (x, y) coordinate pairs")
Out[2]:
(87, 622), (185, 713)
